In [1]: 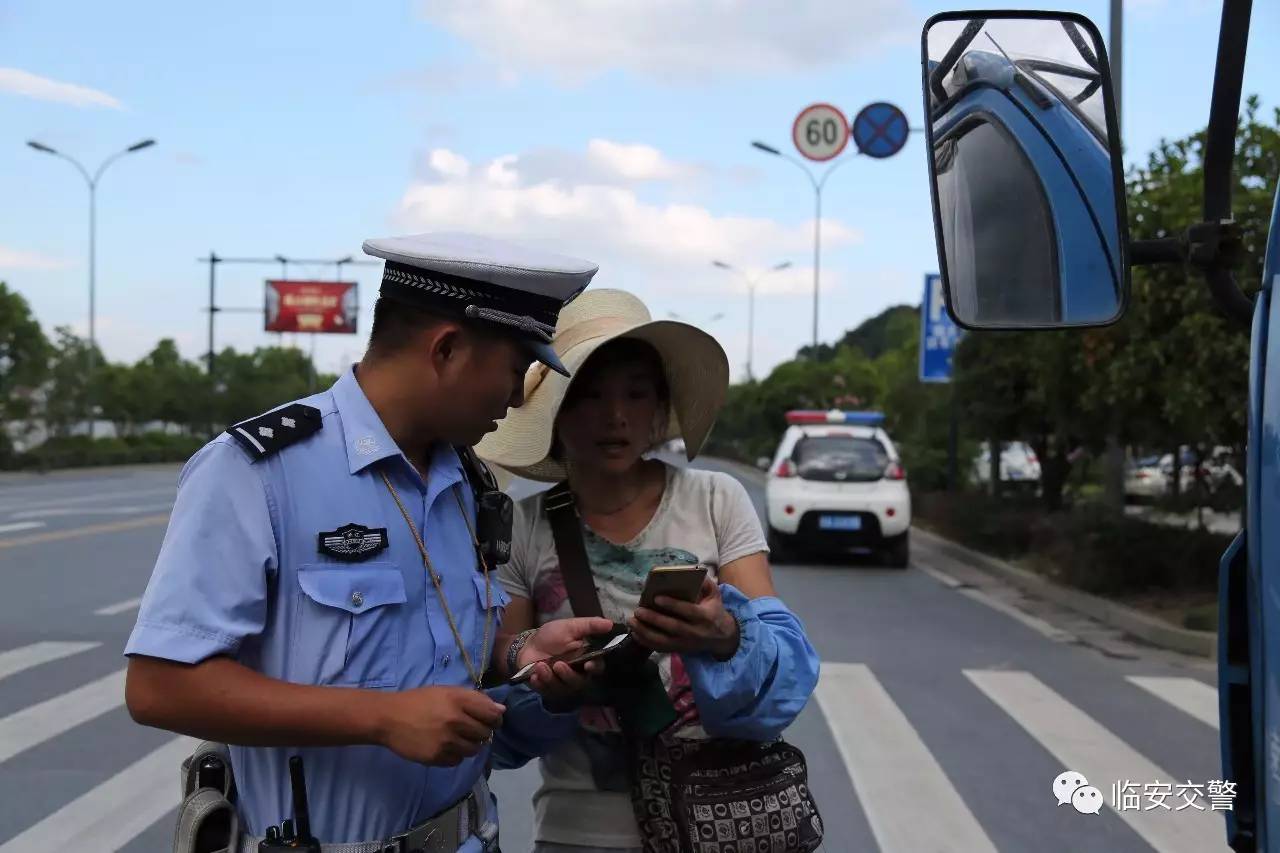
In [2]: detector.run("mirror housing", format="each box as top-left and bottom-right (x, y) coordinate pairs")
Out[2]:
(922, 12), (1130, 329)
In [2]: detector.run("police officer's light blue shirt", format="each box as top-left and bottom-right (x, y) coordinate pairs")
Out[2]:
(126, 366), (573, 844)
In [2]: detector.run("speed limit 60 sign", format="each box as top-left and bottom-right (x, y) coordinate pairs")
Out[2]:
(793, 103), (849, 162)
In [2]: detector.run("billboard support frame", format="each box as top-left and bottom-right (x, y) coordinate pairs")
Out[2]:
(197, 254), (377, 435)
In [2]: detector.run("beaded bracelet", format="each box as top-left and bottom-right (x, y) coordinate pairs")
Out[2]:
(506, 627), (538, 676)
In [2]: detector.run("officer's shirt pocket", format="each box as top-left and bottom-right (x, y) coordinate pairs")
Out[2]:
(472, 571), (511, 642)
(295, 563), (407, 688)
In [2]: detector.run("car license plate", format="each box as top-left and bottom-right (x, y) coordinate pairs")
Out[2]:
(819, 515), (861, 531)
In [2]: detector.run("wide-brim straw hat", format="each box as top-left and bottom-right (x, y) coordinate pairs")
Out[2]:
(476, 288), (730, 483)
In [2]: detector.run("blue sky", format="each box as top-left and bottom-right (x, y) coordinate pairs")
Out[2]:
(2, 0), (1277, 383)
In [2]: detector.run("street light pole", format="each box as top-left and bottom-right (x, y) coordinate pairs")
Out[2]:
(27, 138), (156, 437)
(712, 259), (791, 382)
(751, 141), (856, 354)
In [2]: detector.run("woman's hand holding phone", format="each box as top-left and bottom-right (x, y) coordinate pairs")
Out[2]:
(629, 574), (741, 660)
(513, 616), (615, 702)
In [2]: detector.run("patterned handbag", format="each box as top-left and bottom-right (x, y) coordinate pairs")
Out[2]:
(629, 735), (823, 853)
(544, 482), (823, 853)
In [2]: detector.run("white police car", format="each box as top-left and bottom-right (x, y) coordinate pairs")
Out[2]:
(763, 410), (911, 568)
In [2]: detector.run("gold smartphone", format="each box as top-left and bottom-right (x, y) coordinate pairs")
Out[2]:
(639, 564), (708, 609)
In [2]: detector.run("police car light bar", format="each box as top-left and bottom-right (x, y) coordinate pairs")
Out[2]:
(785, 409), (885, 426)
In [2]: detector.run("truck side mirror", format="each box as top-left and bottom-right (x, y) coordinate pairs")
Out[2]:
(922, 12), (1128, 329)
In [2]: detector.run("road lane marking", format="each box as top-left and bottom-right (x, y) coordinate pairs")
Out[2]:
(9, 504), (171, 520)
(0, 487), (175, 515)
(0, 734), (196, 852)
(0, 514), (169, 549)
(958, 587), (1078, 643)
(966, 669), (1229, 853)
(1127, 676), (1220, 730)
(0, 669), (126, 764)
(918, 564), (965, 589)
(816, 662), (997, 853)
(94, 596), (144, 616)
(0, 641), (99, 683)
(0, 522), (44, 534)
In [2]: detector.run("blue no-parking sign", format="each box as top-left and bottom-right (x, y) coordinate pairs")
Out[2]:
(920, 273), (964, 383)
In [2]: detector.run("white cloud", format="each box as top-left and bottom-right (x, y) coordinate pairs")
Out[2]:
(428, 148), (471, 179)
(395, 144), (860, 299)
(0, 246), (71, 271)
(372, 61), (515, 95)
(586, 140), (689, 182)
(0, 68), (121, 109)
(490, 139), (706, 189)
(419, 0), (914, 81)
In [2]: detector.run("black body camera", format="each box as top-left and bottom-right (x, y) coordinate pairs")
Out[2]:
(455, 445), (513, 569)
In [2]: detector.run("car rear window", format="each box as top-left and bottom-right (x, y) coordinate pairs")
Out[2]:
(794, 436), (888, 482)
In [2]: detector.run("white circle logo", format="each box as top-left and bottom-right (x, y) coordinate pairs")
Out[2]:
(1053, 770), (1089, 806)
(793, 103), (850, 162)
(1072, 785), (1104, 815)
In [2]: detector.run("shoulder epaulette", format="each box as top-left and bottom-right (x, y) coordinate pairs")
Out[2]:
(226, 403), (322, 461)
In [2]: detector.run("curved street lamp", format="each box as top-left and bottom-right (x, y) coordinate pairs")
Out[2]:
(751, 140), (856, 352)
(712, 260), (792, 382)
(27, 138), (156, 437)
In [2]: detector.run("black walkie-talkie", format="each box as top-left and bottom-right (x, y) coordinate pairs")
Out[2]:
(258, 756), (321, 851)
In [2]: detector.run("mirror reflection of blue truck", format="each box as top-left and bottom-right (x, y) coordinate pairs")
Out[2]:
(763, 410), (911, 568)
(921, 7), (1270, 849)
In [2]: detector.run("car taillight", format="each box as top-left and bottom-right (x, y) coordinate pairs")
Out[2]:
(885, 462), (906, 481)
(774, 459), (797, 478)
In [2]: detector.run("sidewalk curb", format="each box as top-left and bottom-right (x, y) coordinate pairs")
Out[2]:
(912, 526), (1217, 659)
(703, 455), (1216, 659)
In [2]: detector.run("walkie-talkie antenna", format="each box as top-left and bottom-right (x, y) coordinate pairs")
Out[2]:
(289, 756), (314, 842)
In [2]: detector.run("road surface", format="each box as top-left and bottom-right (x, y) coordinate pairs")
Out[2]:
(0, 458), (1228, 852)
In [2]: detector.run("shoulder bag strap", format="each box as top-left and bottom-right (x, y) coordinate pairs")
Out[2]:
(544, 482), (605, 618)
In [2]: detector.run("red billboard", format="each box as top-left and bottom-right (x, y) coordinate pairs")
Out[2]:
(265, 280), (358, 334)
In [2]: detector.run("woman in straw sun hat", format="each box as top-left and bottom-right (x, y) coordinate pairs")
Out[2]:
(478, 289), (820, 853)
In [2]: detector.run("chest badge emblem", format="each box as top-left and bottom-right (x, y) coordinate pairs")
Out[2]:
(318, 523), (388, 561)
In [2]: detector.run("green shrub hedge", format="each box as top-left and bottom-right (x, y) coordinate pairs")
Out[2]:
(4, 433), (205, 471)
(914, 491), (1231, 598)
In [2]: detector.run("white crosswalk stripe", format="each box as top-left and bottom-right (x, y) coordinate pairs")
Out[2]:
(95, 596), (143, 616)
(967, 669), (1229, 853)
(1127, 676), (1220, 730)
(816, 662), (998, 852)
(0, 638), (1228, 852)
(0, 641), (98, 683)
(0, 668), (126, 765)
(0, 522), (44, 535)
(0, 735), (196, 853)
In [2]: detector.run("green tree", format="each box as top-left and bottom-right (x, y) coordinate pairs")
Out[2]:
(43, 327), (102, 438)
(833, 305), (918, 360)
(1082, 97), (1278, 496)
(213, 345), (320, 429)
(0, 283), (52, 455)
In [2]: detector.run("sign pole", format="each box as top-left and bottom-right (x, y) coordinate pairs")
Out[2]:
(948, 390), (959, 491)
(812, 185), (822, 351)
(207, 252), (218, 438)
(920, 272), (964, 489)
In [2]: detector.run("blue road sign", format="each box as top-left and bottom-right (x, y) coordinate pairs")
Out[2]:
(852, 102), (910, 159)
(920, 273), (964, 383)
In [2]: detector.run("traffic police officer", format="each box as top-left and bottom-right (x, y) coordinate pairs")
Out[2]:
(124, 233), (612, 851)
